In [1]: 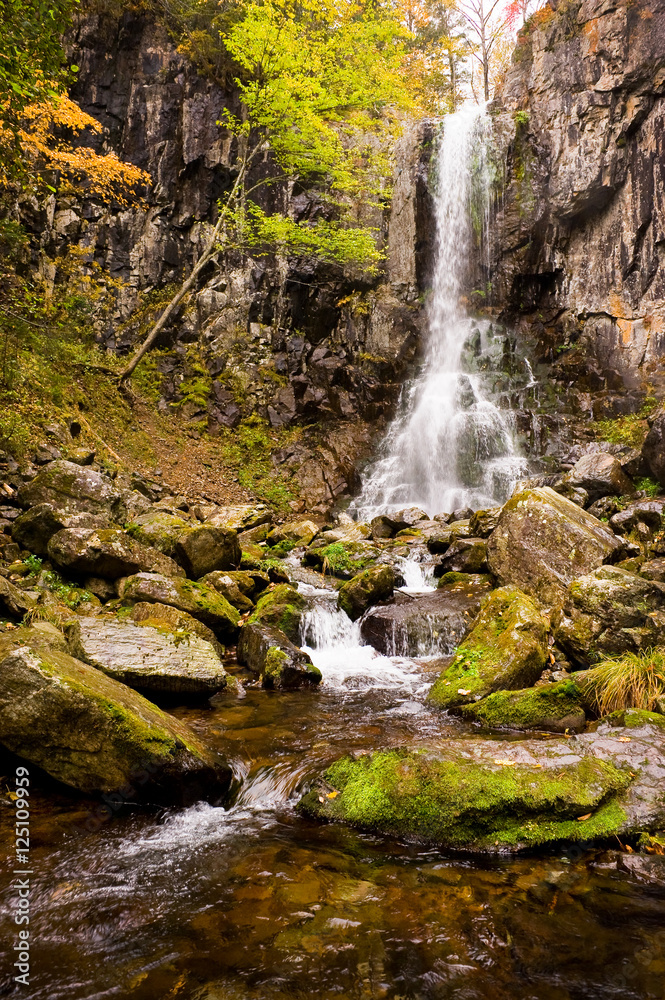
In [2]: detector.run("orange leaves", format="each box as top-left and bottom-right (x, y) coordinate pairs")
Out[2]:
(1, 93), (150, 204)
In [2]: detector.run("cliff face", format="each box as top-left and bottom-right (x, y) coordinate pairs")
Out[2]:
(492, 0), (665, 426)
(28, 10), (435, 512)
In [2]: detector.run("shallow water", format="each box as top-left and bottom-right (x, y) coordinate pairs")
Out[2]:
(2, 575), (665, 1000)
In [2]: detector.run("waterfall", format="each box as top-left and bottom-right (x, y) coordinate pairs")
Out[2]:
(352, 104), (527, 521)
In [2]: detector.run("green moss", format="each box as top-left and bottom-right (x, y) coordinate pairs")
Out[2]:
(247, 584), (305, 642)
(601, 708), (665, 729)
(304, 540), (377, 579)
(176, 579), (240, 626)
(299, 748), (632, 850)
(268, 539), (297, 558)
(462, 680), (585, 731)
(428, 586), (549, 710)
(263, 647), (289, 687)
(437, 571), (493, 589)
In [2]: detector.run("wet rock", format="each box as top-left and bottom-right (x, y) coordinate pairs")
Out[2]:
(246, 584), (306, 643)
(11, 504), (111, 557)
(487, 487), (622, 611)
(48, 528), (183, 580)
(175, 524), (241, 578)
(393, 506), (430, 527)
(337, 565), (395, 622)
(564, 453), (633, 502)
(298, 718), (665, 852)
(67, 617), (232, 696)
(360, 580), (490, 657)
(469, 507), (501, 538)
(266, 519), (319, 547)
(555, 566), (665, 667)
(428, 586), (549, 711)
(17, 460), (126, 521)
(642, 411), (665, 487)
(236, 622), (321, 689)
(0, 640), (231, 802)
(0, 577), (38, 620)
(436, 538), (488, 575)
(117, 573), (240, 638)
(461, 680), (587, 733)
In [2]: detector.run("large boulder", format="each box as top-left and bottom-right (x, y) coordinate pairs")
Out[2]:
(200, 569), (270, 602)
(175, 524), (241, 578)
(0, 639), (231, 802)
(266, 519), (319, 547)
(428, 586), (549, 711)
(555, 565), (665, 666)
(237, 621), (321, 689)
(117, 573), (240, 639)
(642, 410), (665, 487)
(461, 680), (587, 733)
(609, 499), (665, 536)
(487, 487), (622, 611)
(47, 528), (183, 580)
(67, 617), (233, 696)
(11, 504), (110, 556)
(297, 717), (665, 852)
(129, 602), (224, 654)
(127, 511), (192, 556)
(338, 565), (395, 622)
(564, 452), (633, 503)
(360, 578), (491, 657)
(436, 538), (487, 574)
(17, 461), (126, 521)
(196, 573), (254, 612)
(247, 584), (307, 643)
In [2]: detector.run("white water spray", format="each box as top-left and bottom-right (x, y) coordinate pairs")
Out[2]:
(352, 105), (526, 520)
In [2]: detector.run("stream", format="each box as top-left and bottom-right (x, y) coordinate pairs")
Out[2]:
(1, 567), (664, 1000)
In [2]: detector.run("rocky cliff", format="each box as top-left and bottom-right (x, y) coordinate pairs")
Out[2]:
(491, 0), (665, 436)
(28, 10), (436, 512)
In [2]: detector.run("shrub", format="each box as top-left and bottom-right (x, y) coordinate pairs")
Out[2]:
(580, 649), (665, 716)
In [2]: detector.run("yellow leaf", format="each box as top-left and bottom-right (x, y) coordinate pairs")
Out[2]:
(327, 791), (339, 799)
(493, 759), (516, 767)
(616, 737), (631, 743)
(576, 813), (592, 822)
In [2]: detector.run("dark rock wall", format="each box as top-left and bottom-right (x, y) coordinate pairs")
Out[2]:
(491, 0), (665, 426)
(30, 10), (437, 511)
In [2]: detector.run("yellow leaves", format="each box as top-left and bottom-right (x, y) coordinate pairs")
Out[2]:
(493, 759), (516, 767)
(326, 790), (339, 799)
(616, 736), (632, 743)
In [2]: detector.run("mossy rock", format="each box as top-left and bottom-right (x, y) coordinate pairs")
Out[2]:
(303, 539), (380, 579)
(17, 460), (126, 522)
(237, 621), (321, 689)
(461, 680), (586, 733)
(338, 565), (395, 622)
(298, 741), (636, 852)
(126, 512), (192, 557)
(599, 708), (665, 730)
(428, 586), (549, 710)
(247, 584), (306, 643)
(47, 527), (183, 581)
(437, 572), (494, 589)
(117, 573), (240, 639)
(0, 641), (231, 802)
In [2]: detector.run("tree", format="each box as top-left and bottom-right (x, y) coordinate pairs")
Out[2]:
(119, 0), (414, 383)
(393, 0), (470, 113)
(0, 0), (78, 174)
(456, 0), (504, 101)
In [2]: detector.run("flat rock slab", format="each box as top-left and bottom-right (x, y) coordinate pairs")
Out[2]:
(360, 581), (491, 657)
(68, 617), (232, 695)
(298, 716), (665, 853)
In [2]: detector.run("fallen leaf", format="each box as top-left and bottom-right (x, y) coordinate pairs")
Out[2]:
(326, 791), (339, 799)
(576, 813), (592, 822)
(458, 688), (471, 695)
(616, 737), (631, 743)
(318, 796), (325, 803)
(493, 759), (516, 767)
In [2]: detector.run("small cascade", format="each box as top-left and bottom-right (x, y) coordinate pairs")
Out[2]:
(395, 553), (437, 593)
(351, 104), (527, 521)
(298, 582), (427, 692)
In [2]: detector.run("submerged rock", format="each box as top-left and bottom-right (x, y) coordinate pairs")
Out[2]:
(237, 621), (321, 689)
(555, 565), (665, 666)
(298, 719), (665, 852)
(360, 580), (490, 657)
(117, 573), (240, 638)
(337, 565), (395, 622)
(461, 680), (587, 733)
(67, 617), (233, 695)
(428, 586), (549, 711)
(48, 527), (183, 580)
(0, 640), (231, 802)
(17, 460), (126, 521)
(247, 584), (306, 643)
(487, 487), (622, 610)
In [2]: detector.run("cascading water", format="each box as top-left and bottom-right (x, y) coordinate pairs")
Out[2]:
(352, 104), (527, 521)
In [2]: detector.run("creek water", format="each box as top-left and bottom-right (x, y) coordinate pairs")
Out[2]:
(352, 105), (527, 521)
(2, 570), (664, 1000)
